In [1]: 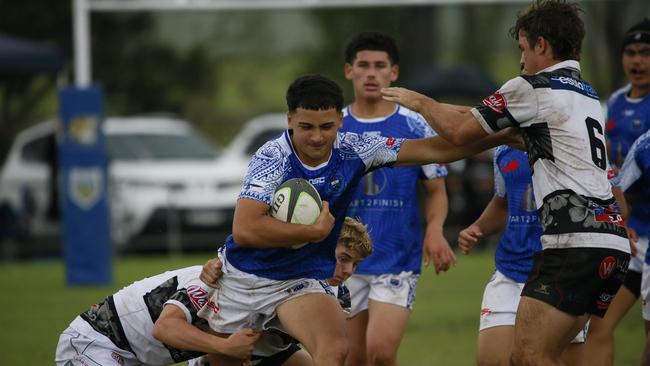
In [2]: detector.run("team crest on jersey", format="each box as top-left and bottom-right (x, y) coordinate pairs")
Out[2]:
(324, 173), (345, 196)
(187, 285), (208, 311)
(482, 91), (507, 113)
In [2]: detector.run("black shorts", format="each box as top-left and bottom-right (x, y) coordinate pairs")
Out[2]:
(521, 248), (630, 317)
(254, 343), (301, 366)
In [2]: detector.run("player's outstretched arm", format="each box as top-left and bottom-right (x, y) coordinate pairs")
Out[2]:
(152, 304), (259, 359)
(395, 129), (516, 166)
(232, 198), (334, 248)
(381, 87), (487, 145)
(458, 195), (508, 255)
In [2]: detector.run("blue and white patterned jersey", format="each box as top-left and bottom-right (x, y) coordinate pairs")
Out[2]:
(225, 130), (403, 280)
(493, 145), (542, 283)
(605, 85), (650, 168)
(341, 106), (448, 274)
(616, 130), (650, 243)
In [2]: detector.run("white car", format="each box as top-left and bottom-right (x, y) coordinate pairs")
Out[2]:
(0, 116), (243, 253)
(216, 112), (287, 181)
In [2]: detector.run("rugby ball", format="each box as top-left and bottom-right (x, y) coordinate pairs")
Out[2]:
(270, 178), (322, 249)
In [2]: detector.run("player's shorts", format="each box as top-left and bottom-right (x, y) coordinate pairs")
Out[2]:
(188, 342), (301, 366)
(198, 250), (336, 351)
(479, 270), (588, 343)
(55, 316), (141, 366)
(623, 236), (648, 298)
(521, 248), (629, 318)
(347, 271), (419, 318)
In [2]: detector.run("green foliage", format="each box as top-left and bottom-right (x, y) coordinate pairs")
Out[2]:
(0, 252), (643, 365)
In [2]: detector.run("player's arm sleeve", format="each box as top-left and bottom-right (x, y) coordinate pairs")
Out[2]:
(340, 132), (404, 172)
(238, 141), (286, 205)
(617, 140), (646, 192)
(470, 77), (538, 134)
(493, 150), (506, 198)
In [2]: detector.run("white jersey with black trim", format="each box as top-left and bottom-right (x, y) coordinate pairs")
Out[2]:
(88, 266), (218, 365)
(470, 60), (628, 252)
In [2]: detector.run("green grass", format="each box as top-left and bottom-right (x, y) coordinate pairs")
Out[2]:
(0, 251), (644, 365)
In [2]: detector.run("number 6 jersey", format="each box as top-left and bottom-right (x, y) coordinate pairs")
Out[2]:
(470, 60), (628, 252)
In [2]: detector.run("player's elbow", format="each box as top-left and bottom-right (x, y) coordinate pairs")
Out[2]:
(232, 224), (256, 247)
(151, 322), (166, 343)
(446, 131), (474, 146)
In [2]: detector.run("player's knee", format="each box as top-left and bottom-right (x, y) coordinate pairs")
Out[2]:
(345, 350), (366, 366)
(367, 343), (397, 366)
(314, 338), (348, 364)
(511, 347), (552, 366)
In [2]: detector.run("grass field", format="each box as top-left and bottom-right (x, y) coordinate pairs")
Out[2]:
(0, 250), (644, 365)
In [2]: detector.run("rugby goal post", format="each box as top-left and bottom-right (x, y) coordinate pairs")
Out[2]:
(74, 0), (533, 87)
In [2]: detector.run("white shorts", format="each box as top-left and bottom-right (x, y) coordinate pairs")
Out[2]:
(198, 251), (334, 356)
(55, 316), (142, 366)
(479, 270), (587, 343)
(629, 235), (648, 273)
(347, 272), (419, 318)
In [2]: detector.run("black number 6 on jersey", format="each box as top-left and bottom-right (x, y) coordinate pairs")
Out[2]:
(585, 117), (607, 170)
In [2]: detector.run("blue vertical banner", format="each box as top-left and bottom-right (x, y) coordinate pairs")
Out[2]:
(58, 85), (112, 286)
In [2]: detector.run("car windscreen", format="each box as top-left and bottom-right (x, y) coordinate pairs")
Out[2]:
(106, 133), (218, 160)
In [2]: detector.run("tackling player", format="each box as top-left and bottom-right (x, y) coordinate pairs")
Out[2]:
(381, 1), (630, 364)
(194, 216), (374, 366)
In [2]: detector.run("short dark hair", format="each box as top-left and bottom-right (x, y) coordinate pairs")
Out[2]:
(509, 0), (585, 61)
(286, 74), (344, 113)
(344, 31), (400, 65)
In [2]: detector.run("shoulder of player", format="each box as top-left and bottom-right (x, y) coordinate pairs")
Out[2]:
(253, 134), (292, 160)
(632, 130), (650, 155)
(607, 84), (631, 106)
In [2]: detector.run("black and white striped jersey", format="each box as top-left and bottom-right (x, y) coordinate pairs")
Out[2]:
(471, 60), (628, 252)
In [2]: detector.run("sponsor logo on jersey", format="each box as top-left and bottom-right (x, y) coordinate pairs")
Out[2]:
(598, 256), (617, 279)
(187, 285), (208, 311)
(73, 356), (91, 366)
(206, 299), (220, 314)
(501, 159), (519, 173)
(363, 170), (387, 196)
(309, 177), (325, 185)
(286, 281), (312, 295)
(111, 352), (125, 365)
(386, 137), (396, 147)
(482, 91), (507, 113)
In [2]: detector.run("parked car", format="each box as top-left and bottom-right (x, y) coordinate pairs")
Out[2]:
(216, 112), (287, 181)
(0, 116), (243, 255)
